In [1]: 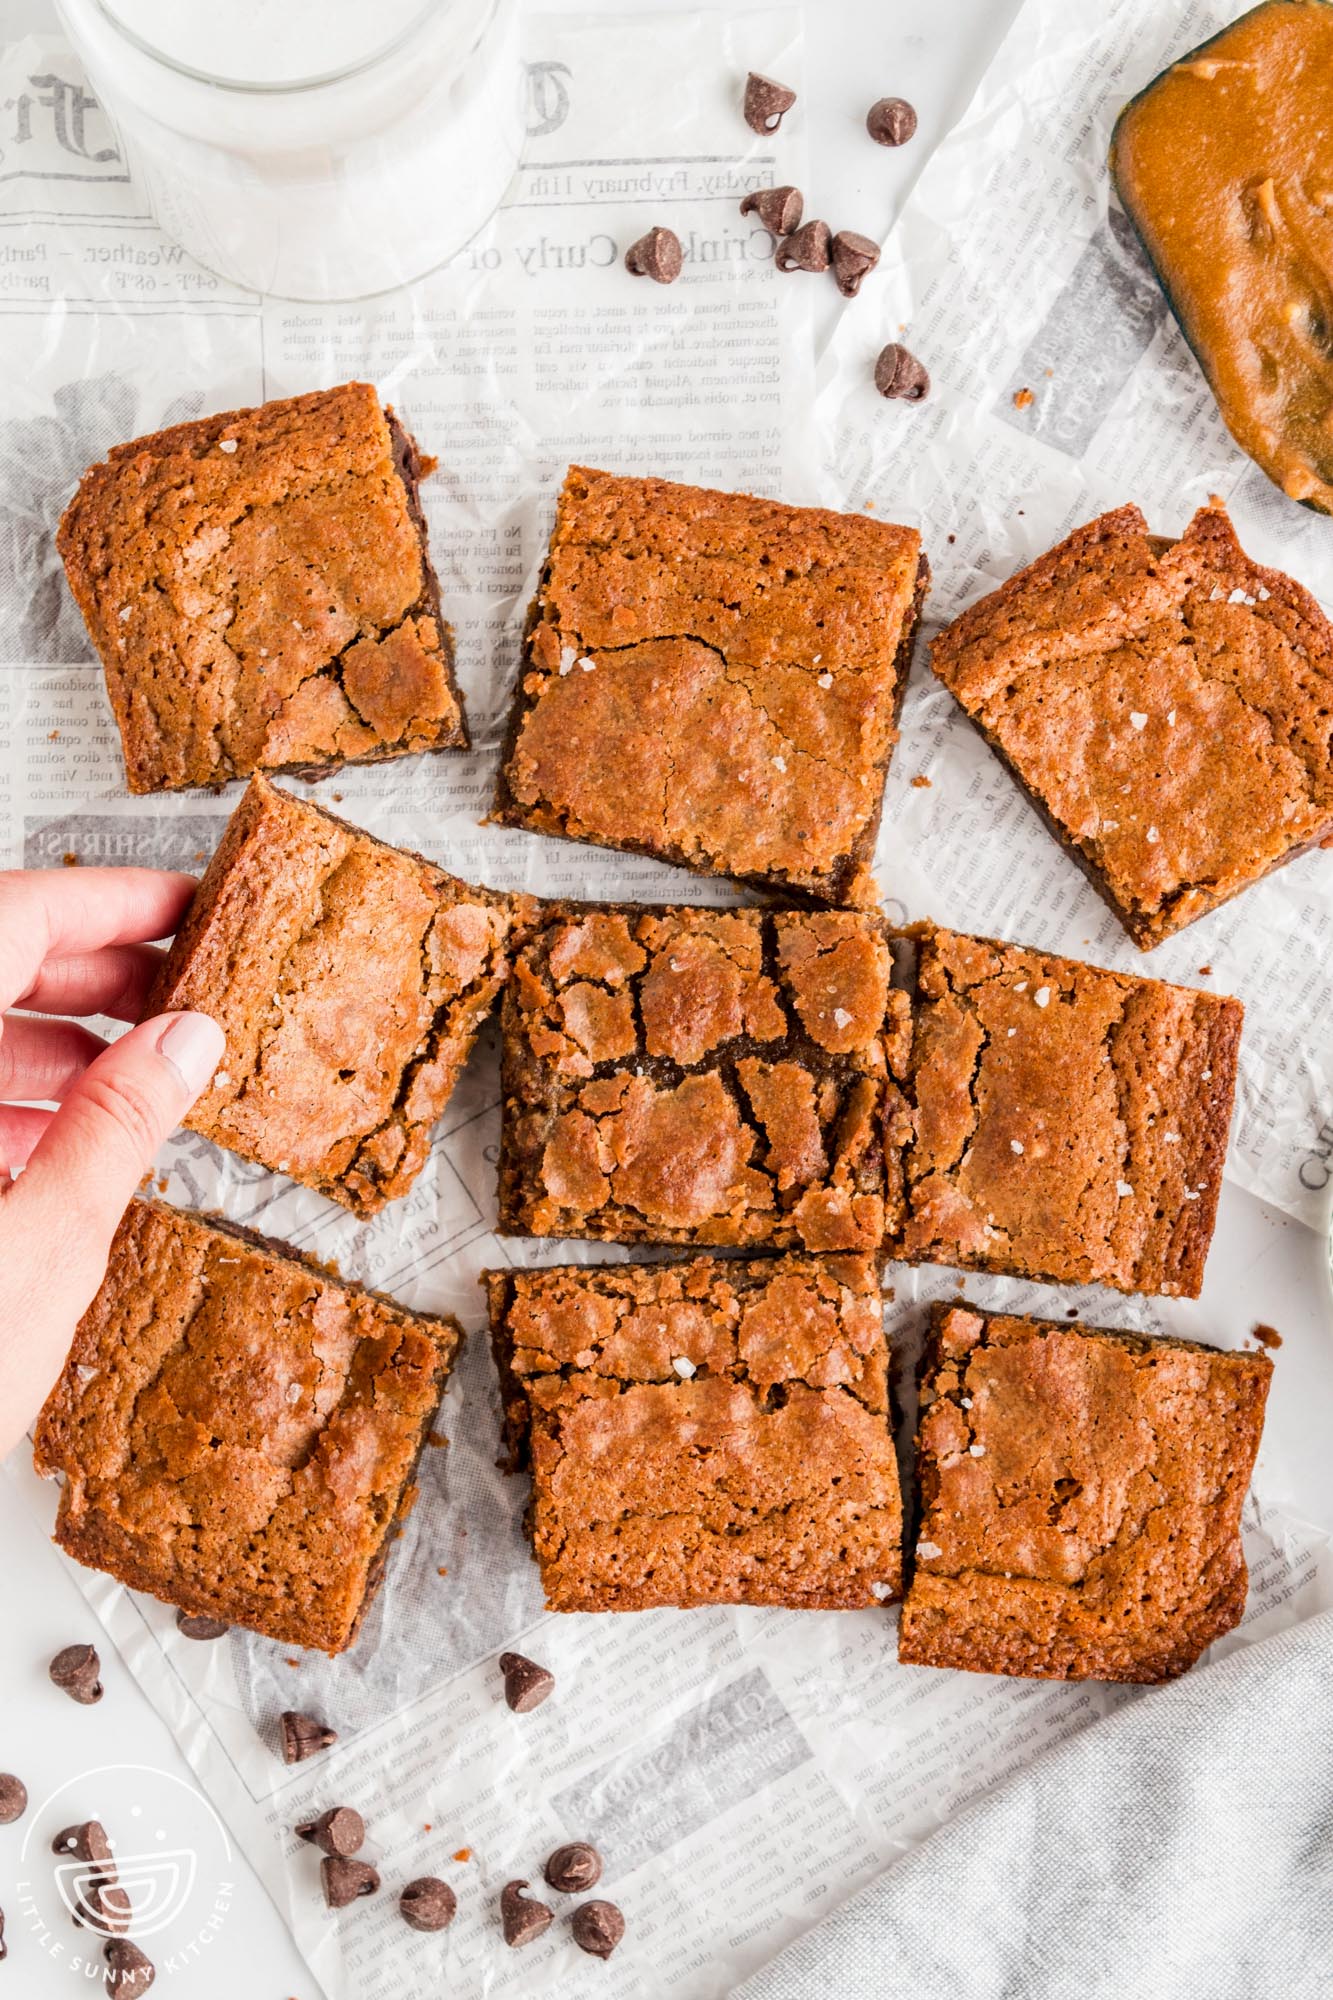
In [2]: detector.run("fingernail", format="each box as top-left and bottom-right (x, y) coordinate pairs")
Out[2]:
(155, 1012), (226, 1097)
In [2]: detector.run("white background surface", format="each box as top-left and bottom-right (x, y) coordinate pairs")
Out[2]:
(18, 2), (1332, 1997)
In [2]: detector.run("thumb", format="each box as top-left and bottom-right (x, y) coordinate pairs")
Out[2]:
(16, 1010), (225, 1259)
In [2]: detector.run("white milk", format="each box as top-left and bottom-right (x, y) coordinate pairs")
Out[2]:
(55, 0), (522, 299)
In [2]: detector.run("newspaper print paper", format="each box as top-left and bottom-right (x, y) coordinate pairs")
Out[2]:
(3, 3), (1331, 1997)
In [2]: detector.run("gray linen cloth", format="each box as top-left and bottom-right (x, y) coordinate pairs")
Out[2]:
(737, 1610), (1333, 2000)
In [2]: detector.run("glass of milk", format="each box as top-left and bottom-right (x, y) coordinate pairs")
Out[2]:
(55, 0), (522, 299)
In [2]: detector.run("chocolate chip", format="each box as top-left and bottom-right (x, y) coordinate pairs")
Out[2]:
(744, 72), (797, 134)
(399, 1876), (457, 1933)
(105, 1939), (156, 1997)
(176, 1611), (230, 1640)
(739, 185), (803, 235)
(52, 1819), (113, 1867)
(831, 230), (881, 298)
(874, 342), (930, 402)
(571, 1900), (625, 1960)
(77, 1878), (132, 1935)
(499, 1651), (555, 1713)
(501, 1880), (554, 1949)
(0, 1775), (26, 1824)
(866, 96), (918, 147)
(624, 226), (682, 284)
(544, 1841), (602, 1895)
(49, 1643), (103, 1704)
(321, 1856), (379, 1909)
(775, 220), (831, 274)
(296, 1806), (364, 1858)
(280, 1710), (338, 1764)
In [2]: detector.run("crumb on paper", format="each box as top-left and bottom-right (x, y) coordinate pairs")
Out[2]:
(427, 1429), (448, 1448)
(48, 728), (60, 740)
(1251, 1322), (1283, 1349)
(454, 1848), (472, 1863)
(1198, 964), (1213, 976)
(437, 1566), (448, 1576)
(947, 532), (956, 543)
(911, 773), (932, 789)
(1013, 386), (1034, 409)
(62, 851), (79, 867)
(157, 1177), (169, 1194)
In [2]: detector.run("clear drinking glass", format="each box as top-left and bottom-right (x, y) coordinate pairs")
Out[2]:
(54, 0), (522, 300)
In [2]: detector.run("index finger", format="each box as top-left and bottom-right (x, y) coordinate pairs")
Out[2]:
(0, 867), (199, 1014)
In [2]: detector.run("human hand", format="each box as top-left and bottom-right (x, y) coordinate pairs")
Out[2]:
(0, 866), (223, 1458)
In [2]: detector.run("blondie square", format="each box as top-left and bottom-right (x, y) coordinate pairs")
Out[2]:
(898, 1303), (1272, 1682)
(485, 1253), (902, 1611)
(491, 466), (928, 903)
(34, 1199), (461, 1655)
(498, 902), (903, 1251)
(930, 505), (1333, 946)
(150, 775), (534, 1215)
(886, 926), (1241, 1297)
(58, 381), (467, 792)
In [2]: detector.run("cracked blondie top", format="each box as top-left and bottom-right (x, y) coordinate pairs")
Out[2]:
(898, 1303), (1271, 1682)
(498, 903), (902, 1250)
(34, 1199), (461, 1655)
(930, 504), (1333, 947)
(485, 1254), (902, 1611)
(150, 776), (536, 1215)
(58, 382), (466, 792)
(491, 466), (928, 902)
(886, 926), (1241, 1297)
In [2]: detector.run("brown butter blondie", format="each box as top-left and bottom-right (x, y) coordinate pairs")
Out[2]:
(58, 381), (466, 792)
(34, 1199), (461, 1656)
(149, 775), (535, 1215)
(498, 902), (902, 1250)
(492, 466), (928, 903)
(485, 1253), (902, 1611)
(885, 925), (1241, 1297)
(898, 1302), (1272, 1682)
(930, 505), (1333, 946)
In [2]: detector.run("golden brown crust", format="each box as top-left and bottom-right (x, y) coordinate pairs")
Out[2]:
(498, 903), (893, 1250)
(491, 466), (928, 903)
(57, 382), (466, 792)
(33, 1199), (461, 1656)
(898, 1303), (1272, 1682)
(887, 925), (1241, 1297)
(485, 1253), (902, 1611)
(930, 504), (1333, 945)
(149, 775), (538, 1215)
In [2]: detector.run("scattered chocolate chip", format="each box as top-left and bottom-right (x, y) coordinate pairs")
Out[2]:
(49, 1643), (103, 1705)
(499, 1651), (555, 1713)
(176, 1611), (230, 1640)
(744, 71), (797, 135)
(399, 1876), (457, 1933)
(105, 1939), (156, 1997)
(321, 1856), (379, 1909)
(830, 230), (880, 298)
(624, 226), (682, 284)
(77, 1877), (133, 1935)
(501, 1880), (554, 1949)
(296, 1806), (364, 1858)
(866, 96), (918, 147)
(0, 1775), (26, 1824)
(571, 1900), (625, 1960)
(739, 185), (803, 235)
(544, 1842), (603, 1895)
(874, 342), (930, 402)
(280, 1710), (338, 1764)
(52, 1819), (113, 1866)
(775, 219), (832, 274)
